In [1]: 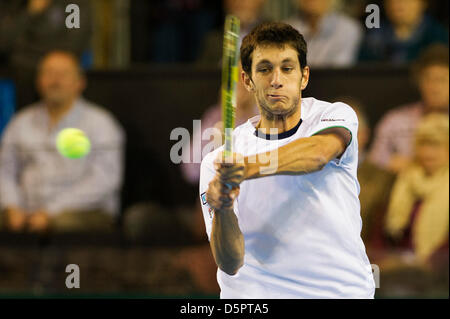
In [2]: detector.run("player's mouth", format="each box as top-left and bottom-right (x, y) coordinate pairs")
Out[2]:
(267, 94), (285, 100)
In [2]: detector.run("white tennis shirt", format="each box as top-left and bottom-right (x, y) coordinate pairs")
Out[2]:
(199, 97), (375, 298)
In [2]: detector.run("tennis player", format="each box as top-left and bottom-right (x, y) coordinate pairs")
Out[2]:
(199, 22), (375, 299)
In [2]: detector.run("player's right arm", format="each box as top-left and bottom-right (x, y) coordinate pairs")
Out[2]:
(199, 151), (245, 276)
(207, 176), (244, 276)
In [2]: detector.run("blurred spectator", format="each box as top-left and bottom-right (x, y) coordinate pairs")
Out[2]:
(0, 0), (92, 109)
(0, 51), (124, 234)
(334, 0), (370, 21)
(196, 0), (267, 67)
(340, 98), (395, 248)
(369, 44), (449, 173)
(385, 113), (448, 268)
(358, 0), (448, 64)
(284, 0), (363, 67)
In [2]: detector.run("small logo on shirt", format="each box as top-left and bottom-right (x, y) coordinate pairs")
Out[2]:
(321, 118), (345, 122)
(201, 192), (207, 205)
(208, 207), (214, 219)
(201, 192), (214, 218)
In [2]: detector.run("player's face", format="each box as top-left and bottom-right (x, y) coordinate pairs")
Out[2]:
(243, 45), (309, 118)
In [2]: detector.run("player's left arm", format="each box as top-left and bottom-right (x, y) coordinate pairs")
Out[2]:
(244, 127), (351, 179)
(214, 127), (351, 184)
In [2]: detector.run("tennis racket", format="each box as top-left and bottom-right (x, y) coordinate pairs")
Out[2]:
(221, 15), (240, 160)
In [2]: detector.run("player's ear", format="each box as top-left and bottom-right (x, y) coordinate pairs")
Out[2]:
(300, 66), (310, 91)
(242, 71), (254, 92)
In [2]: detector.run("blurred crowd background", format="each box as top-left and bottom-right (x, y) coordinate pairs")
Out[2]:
(0, 0), (448, 298)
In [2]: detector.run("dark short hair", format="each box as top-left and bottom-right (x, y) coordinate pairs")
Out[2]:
(411, 44), (449, 79)
(240, 22), (307, 76)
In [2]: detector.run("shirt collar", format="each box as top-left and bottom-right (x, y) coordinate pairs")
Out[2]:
(254, 117), (303, 140)
(41, 98), (84, 133)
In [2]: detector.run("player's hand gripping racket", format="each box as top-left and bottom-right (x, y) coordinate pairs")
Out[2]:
(221, 15), (240, 163)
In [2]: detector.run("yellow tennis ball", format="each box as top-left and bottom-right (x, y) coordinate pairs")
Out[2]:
(56, 128), (91, 159)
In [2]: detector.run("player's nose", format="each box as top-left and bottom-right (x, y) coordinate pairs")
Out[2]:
(270, 69), (283, 89)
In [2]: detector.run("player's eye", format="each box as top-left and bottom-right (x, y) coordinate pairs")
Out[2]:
(256, 65), (272, 73)
(282, 66), (294, 72)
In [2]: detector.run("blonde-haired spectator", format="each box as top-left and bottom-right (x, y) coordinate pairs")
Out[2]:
(385, 113), (449, 266)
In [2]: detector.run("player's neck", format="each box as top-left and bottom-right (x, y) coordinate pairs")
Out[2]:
(257, 105), (301, 135)
(236, 101), (256, 120)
